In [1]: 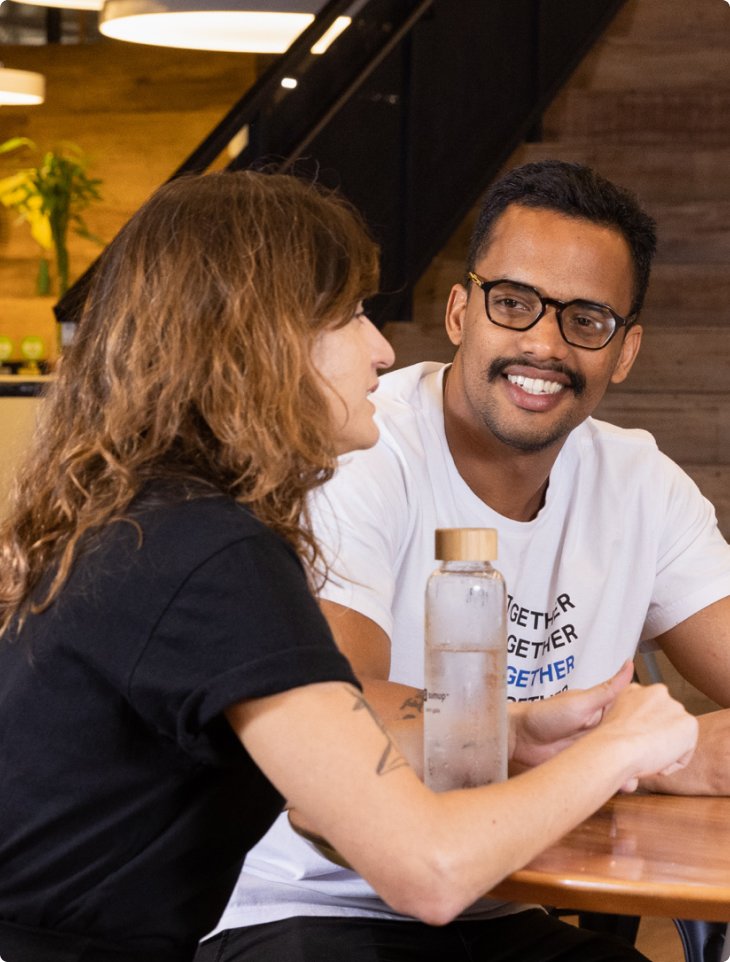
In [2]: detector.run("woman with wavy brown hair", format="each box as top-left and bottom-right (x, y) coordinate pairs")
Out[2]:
(0, 170), (697, 962)
(0, 170), (380, 621)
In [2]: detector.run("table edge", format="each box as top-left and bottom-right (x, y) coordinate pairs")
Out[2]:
(490, 870), (730, 922)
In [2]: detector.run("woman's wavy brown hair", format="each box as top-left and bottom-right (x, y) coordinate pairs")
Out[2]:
(0, 170), (379, 635)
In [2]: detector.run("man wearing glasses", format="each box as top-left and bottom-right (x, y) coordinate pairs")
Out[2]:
(199, 161), (730, 962)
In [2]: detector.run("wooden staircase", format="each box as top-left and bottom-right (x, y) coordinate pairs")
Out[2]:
(384, 0), (730, 541)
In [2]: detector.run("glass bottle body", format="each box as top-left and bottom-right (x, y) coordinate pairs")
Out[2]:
(424, 560), (507, 791)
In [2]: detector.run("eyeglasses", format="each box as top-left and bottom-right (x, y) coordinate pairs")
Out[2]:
(467, 272), (635, 351)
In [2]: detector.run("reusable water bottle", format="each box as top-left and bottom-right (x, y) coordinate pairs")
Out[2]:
(424, 528), (507, 791)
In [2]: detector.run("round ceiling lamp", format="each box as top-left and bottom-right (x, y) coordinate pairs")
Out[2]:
(8, 0), (103, 9)
(0, 67), (45, 106)
(99, 1), (350, 54)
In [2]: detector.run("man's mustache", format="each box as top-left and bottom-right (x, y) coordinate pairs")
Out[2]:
(487, 358), (586, 396)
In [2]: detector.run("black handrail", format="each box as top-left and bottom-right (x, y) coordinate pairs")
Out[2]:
(246, 1), (433, 173)
(171, 0), (362, 177)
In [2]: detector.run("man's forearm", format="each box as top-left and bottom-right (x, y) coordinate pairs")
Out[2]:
(640, 709), (730, 795)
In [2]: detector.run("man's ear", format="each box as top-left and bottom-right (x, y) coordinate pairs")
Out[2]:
(445, 284), (469, 347)
(610, 324), (643, 385)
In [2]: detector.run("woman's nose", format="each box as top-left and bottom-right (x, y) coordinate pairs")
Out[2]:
(367, 318), (395, 371)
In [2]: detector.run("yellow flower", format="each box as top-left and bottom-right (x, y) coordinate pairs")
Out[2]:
(0, 170), (53, 251)
(0, 170), (31, 205)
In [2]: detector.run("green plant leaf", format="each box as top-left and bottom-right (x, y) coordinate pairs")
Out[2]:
(36, 257), (50, 296)
(0, 140), (103, 295)
(0, 137), (36, 156)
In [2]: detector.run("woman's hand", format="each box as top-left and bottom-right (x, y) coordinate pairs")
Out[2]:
(509, 660), (634, 769)
(595, 679), (699, 792)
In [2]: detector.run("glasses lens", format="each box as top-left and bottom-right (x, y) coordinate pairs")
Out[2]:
(487, 282), (542, 329)
(561, 303), (617, 349)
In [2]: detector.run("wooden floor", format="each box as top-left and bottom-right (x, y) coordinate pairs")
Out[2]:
(565, 914), (697, 961)
(635, 917), (687, 961)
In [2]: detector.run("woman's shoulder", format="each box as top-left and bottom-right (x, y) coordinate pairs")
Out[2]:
(84, 484), (287, 586)
(130, 485), (277, 556)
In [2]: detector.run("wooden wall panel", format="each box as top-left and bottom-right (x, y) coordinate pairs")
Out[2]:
(568, 38), (730, 90)
(381, 320), (454, 370)
(652, 202), (730, 264)
(641, 265), (730, 327)
(611, 329), (730, 394)
(544, 89), (730, 145)
(594, 393), (730, 465)
(608, 0), (730, 38)
(515, 144), (730, 202)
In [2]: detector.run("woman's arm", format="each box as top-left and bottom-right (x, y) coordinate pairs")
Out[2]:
(227, 677), (696, 927)
(319, 601), (638, 779)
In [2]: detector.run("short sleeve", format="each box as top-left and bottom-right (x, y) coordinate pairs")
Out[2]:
(311, 436), (412, 640)
(128, 530), (358, 763)
(643, 453), (730, 639)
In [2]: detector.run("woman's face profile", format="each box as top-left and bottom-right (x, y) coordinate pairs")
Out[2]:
(311, 306), (395, 455)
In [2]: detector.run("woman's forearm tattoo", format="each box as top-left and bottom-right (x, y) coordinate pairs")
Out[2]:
(349, 688), (409, 776)
(400, 691), (424, 720)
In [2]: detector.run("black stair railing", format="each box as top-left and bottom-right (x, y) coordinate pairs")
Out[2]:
(55, 0), (625, 329)
(54, 0), (434, 329)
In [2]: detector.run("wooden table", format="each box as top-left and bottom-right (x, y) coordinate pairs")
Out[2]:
(293, 794), (730, 961)
(489, 793), (730, 921)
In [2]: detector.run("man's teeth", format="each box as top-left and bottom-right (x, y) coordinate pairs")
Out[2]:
(507, 374), (564, 396)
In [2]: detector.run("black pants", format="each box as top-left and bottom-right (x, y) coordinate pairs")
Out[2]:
(0, 918), (185, 962)
(194, 910), (651, 962)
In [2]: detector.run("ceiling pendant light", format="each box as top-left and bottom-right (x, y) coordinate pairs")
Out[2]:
(0, 66), (45, 106)
(7, 0), (103, 9)
(99, 1), (351, 54)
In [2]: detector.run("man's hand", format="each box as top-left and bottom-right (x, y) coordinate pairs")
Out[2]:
(639, 708), (730, 795)
(509, 660), (634, 769)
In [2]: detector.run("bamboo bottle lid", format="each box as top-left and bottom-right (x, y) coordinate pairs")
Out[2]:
(434, 528), (498, 561)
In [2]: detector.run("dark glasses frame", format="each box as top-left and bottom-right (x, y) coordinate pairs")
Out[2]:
(467, 271), (635, 351)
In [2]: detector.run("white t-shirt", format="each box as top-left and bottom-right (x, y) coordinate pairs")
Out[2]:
(212, 361), (730, 932)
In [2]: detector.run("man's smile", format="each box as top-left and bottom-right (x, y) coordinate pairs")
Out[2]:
(488, 357), (586, 399)
(506, 374), (564, 396)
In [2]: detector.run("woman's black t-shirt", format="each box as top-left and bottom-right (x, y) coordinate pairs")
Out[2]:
(0, 492), (357, 961)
